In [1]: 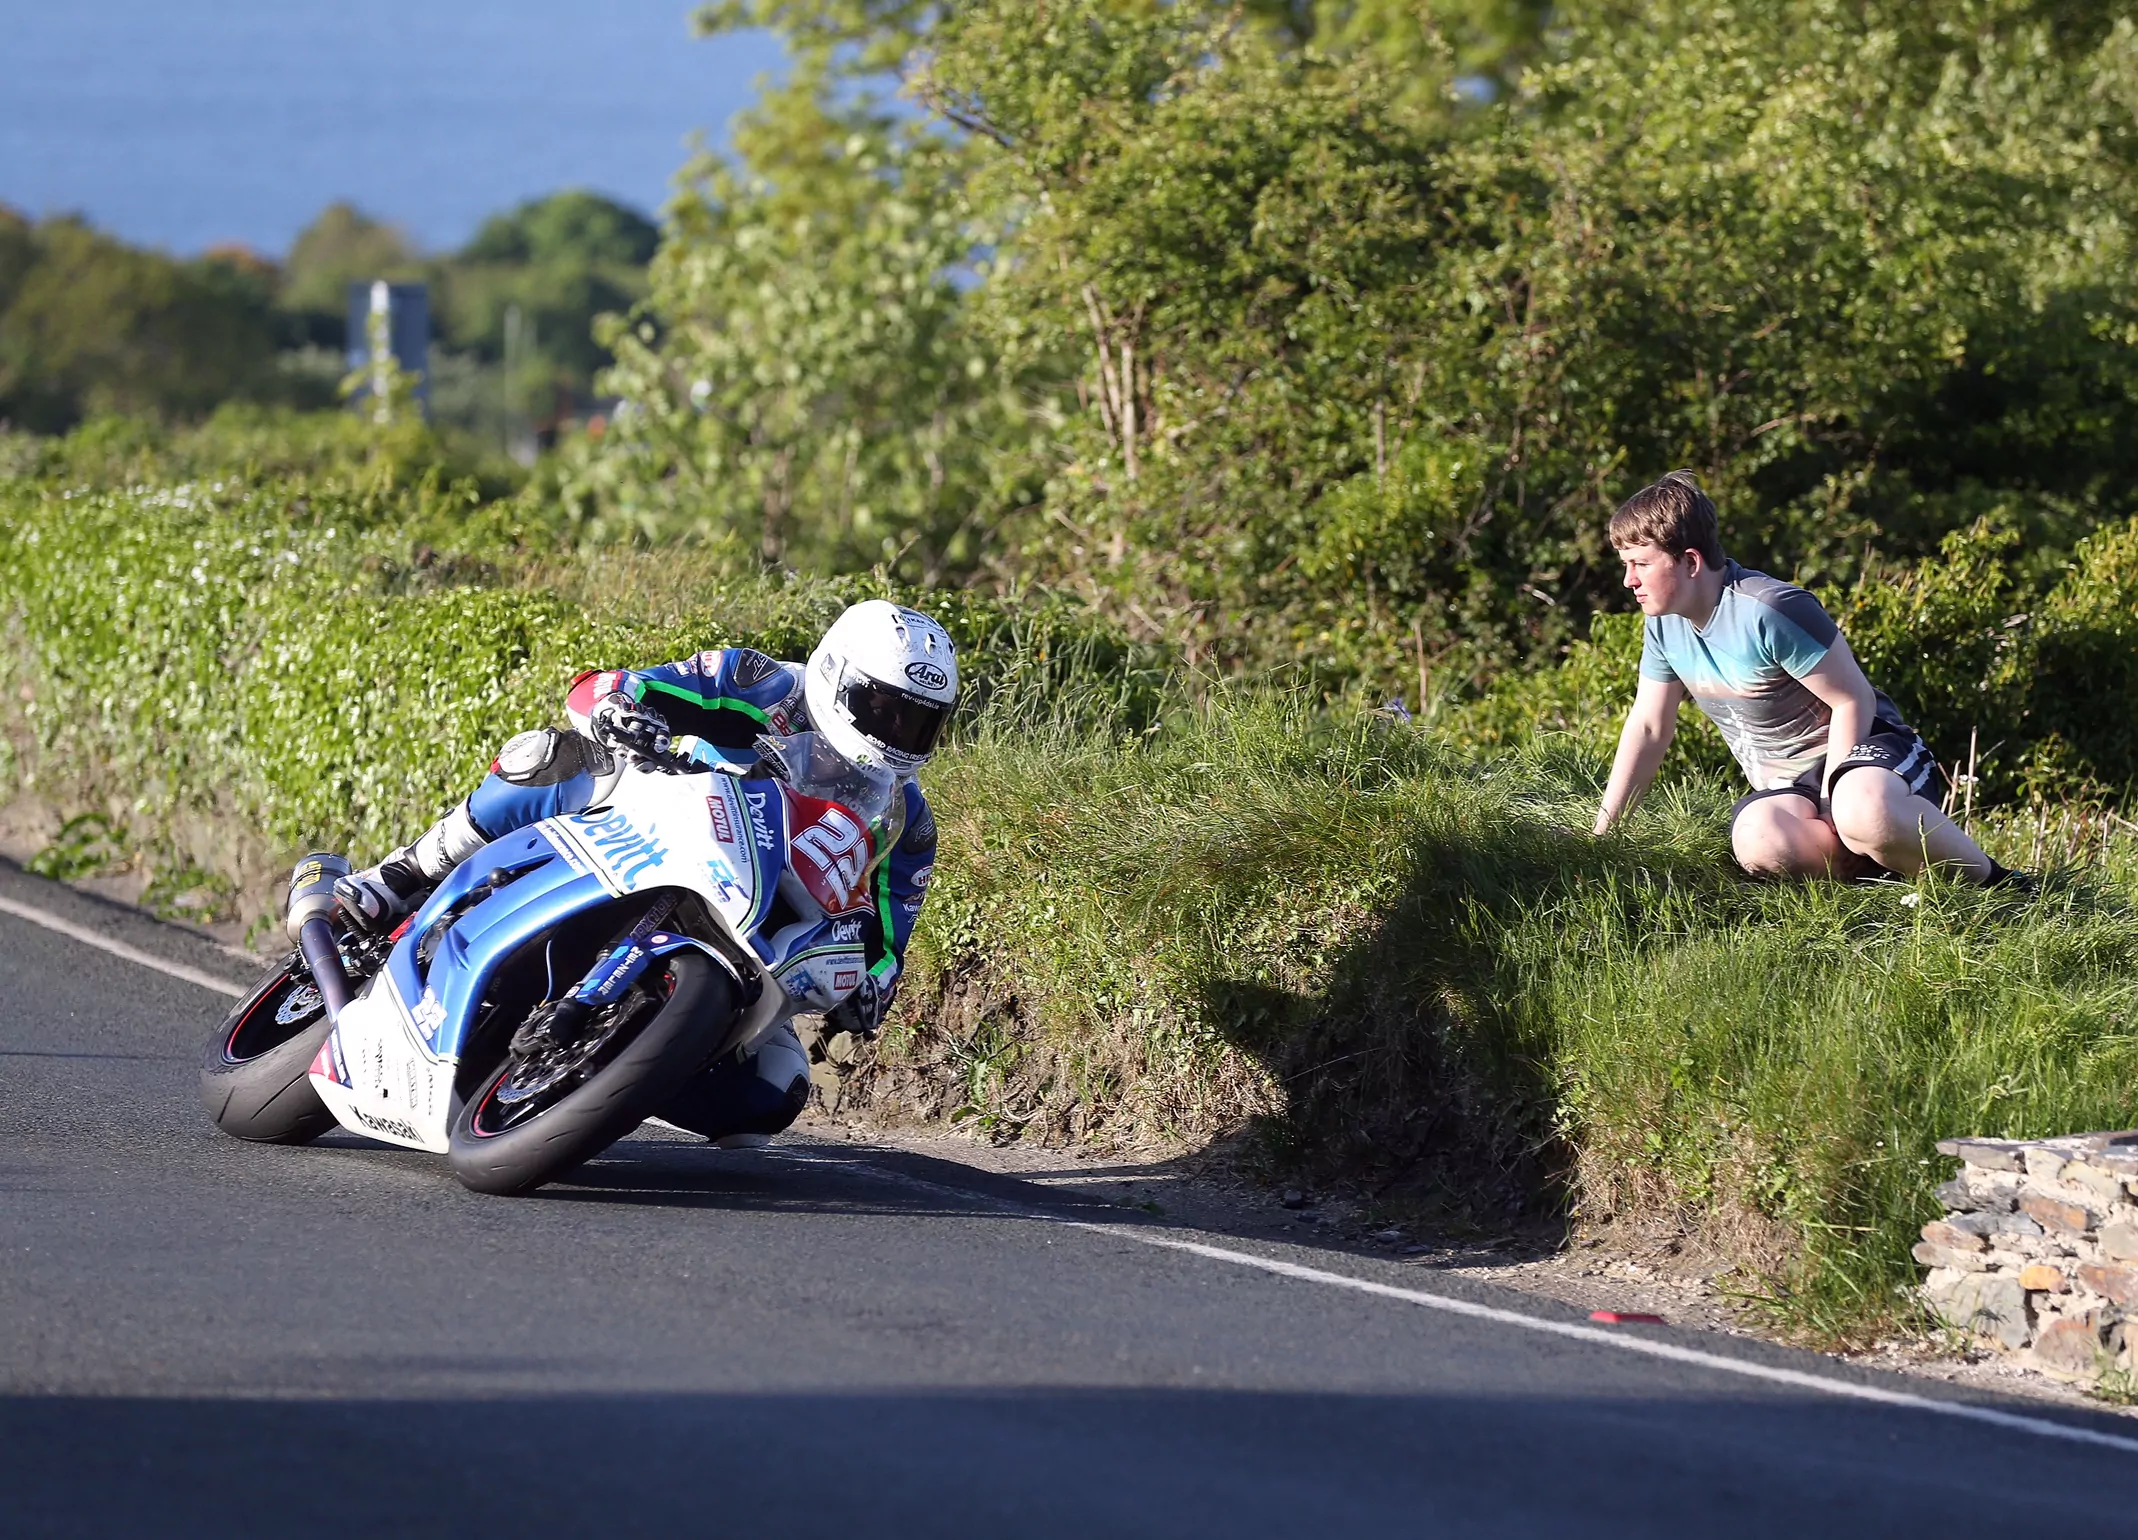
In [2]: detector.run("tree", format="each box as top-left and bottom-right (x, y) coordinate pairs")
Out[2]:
(0, 209), (279, 431)
(564, 71), (1034, 578)
(280, 202), (421, 323)
(584, 0), (2138, 695)
(438, 190), (659, 387)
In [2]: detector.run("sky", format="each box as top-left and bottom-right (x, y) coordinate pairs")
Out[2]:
(0, 0), (785, 257)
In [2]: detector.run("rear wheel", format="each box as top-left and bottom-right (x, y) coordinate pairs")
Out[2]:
(199, 955), (336, 1144)
(447, 951), (735, 1195)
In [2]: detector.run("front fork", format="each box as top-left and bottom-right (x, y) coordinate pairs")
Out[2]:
(510, 895), (681, 1056)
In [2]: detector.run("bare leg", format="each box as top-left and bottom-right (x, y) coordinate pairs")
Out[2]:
(1827, 768), (1992, 881)
(1731, 794), (1866, 880)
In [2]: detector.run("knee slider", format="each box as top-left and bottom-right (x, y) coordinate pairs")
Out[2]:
(494, 728), (612, 788)
(494, 729), (562, 785)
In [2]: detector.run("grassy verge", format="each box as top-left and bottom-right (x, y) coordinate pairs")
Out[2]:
(6, 414), (2138, 1343)
(869, 693), (2138, 1339)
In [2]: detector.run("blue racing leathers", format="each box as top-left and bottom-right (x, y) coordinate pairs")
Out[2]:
(415, 647), (938, 1141)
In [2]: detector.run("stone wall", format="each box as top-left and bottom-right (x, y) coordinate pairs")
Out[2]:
(1920, 1131), (2138, 1384)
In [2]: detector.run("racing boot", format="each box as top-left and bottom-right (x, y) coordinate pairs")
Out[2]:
(334, 801), (488, 935)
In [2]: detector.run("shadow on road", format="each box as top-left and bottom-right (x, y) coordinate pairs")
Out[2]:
(8, 1382), (2136, 1539)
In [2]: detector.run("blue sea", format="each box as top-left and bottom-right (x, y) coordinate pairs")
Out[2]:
(0, 0), (785, 256)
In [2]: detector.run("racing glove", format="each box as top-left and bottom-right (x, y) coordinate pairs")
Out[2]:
(826, 971), (891, 1040)
(587, 691), (671, 758)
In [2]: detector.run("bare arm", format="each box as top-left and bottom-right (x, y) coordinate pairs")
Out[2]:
(1594, 676), (1686, 835)
(1798, 635), (1877, 797)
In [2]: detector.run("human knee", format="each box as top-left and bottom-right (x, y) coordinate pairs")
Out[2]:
(1829, 770), (1908, 850)
(466, 729), (608, 836)
(493, 728), (608, 788)
(1732, 799), (1824, 878)
(655, 1025), (811, 1142)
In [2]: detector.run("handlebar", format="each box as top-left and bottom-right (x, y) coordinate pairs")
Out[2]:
(611, 728), (741, 778)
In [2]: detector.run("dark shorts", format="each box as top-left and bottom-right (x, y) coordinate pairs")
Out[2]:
(1728, 722), (1944, 834)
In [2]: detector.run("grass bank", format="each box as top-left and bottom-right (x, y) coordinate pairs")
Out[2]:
(6, 415), (2138, 1343)
(873, 693), (2138, 1340)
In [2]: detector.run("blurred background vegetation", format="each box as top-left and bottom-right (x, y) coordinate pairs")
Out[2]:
(0, 187), (655, 449)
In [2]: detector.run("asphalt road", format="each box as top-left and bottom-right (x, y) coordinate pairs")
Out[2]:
(6, 860), (2138, 1537)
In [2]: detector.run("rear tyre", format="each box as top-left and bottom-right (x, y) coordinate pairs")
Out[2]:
(199, 955), (336, 1144)
(447, 951), (735, 1196)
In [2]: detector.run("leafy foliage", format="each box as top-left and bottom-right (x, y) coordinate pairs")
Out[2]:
(557, 73), (1031, 575)
(9, 416), (2138, 1342)
(589, 0), (2138, 699)
(0, 209), (281, 430)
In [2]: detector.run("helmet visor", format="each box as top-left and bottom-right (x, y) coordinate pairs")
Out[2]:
(840, 675), (951, 758)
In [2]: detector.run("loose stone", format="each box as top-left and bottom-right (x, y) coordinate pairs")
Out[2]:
(2076, 1261), (2138, 1308)
(2019, 1192), (2096, 1236)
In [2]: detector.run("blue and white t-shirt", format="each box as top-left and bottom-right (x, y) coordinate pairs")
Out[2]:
(1638, 561), (1907, 789)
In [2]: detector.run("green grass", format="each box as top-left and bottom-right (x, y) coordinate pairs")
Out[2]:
(881, 690), (2138, 1341)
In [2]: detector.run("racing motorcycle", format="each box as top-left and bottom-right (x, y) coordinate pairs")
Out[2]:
(198, 731), (901, 1195)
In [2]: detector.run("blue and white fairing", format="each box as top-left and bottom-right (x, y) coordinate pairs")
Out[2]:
(308, 746), (887, 1153)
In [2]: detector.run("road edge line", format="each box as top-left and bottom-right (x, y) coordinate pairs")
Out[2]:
(0, 893), (246, 998)
(776, 1146), (2138, 1458)
(1075, 1223), (2138, 1456)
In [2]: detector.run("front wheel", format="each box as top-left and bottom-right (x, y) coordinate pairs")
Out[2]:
(447, 951), (736, 1195)
(200, 954), (336, 1144)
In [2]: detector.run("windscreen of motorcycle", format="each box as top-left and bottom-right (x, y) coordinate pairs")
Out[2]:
(757, 732), (906, 917)
(756, 734), (904, 844)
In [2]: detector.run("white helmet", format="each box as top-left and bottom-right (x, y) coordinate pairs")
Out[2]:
(804, 600), (960, 775)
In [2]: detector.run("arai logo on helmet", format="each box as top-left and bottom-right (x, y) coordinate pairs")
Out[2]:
(905, 661), (950, 692)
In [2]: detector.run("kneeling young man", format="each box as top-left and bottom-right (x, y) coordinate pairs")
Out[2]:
(1592, 471), (2021, 885)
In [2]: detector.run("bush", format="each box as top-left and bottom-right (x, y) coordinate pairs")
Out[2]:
(10, 418), (2138, 1345)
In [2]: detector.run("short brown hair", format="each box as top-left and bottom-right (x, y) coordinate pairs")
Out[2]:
(1610, 470), (1725, 569)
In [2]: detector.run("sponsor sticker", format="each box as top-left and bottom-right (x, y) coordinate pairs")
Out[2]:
(833, 968), (861, 992)
(910, 862), (934, 891)
(411, 987), (447, 1042)
(706, 792), (735, 845)
(353, 1105), (421, 1142)
(570, 808), (669, 883)
(745, 789), (779, 854)
(904, 660), (949, 692)
(828, 915), (865, 946)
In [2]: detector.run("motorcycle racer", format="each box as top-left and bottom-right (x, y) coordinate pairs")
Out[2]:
(331, 600), (958, 1145)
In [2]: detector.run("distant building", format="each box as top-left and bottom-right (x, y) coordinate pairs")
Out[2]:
(345, 280), (430, 418)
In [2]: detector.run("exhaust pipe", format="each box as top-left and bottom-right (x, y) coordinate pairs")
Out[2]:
(285, 853), (355, 1022)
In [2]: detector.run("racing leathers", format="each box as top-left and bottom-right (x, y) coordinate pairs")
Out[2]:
(337, 647), (938, 1145)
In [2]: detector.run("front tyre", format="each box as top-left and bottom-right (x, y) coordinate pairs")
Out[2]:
(199, 955), (336, 1144)
(447, 951), (736, 1196)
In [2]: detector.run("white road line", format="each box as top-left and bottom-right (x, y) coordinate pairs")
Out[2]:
(783, 1145), (2138, 1458)
(0, 893), (246, 998)
(1073, 1224), (2138, 1456)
